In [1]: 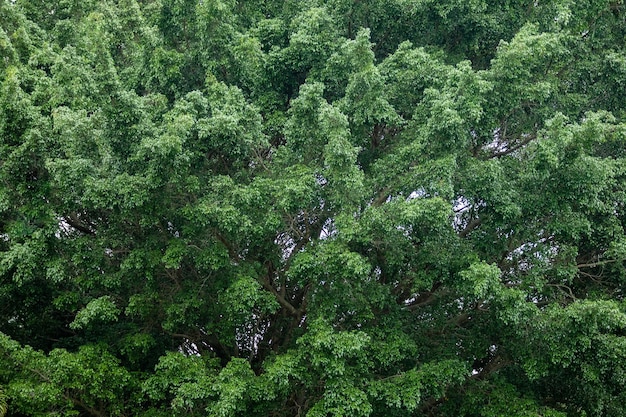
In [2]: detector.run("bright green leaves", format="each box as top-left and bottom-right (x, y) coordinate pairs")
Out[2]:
(269, 164), (320, 213)
(153, 84), (265, 175)
(410, 60), (492, 157)
(341, 196), (456, 295)
(201, 82), (266, 164)
(459, 261), (501, 300)
(322, 28), (376, 98)
(307, 381), (372, 417)
(541, 301), (626, 367)
(289, 241), (375, 320)
(206, 358), (259, 417)
(258, 6), (341, 100)
(196, 0), (262, 91)
(487, 23), (568, 121)
(283, 82), (364, 207)
(0, 1), (46, 72)
(458, 261), (535, 326)
(228, 34), (265, 91)
(51, 107), (107, 161)
(340, 63), (400, 145)
(185, 175), (268, 246)
(283, 82), (332, 163)
(288, 319), (373, 417)
(369, 359), (468, 413)
(320, 28), (401, 148)
(300, 317), (370, 376)
(0, 231), (46, 286)
(379, 41), (448, 118)
(286, 7), (340, 76)
(490, 23), (567, 87)
(145, 46), (187, 99)
(518, 112), (623, 245)
(46, 106), (113, 210)
(0, 29), (18, 73)
(69, 295), (120, 330)
(320, 103), (365, 207)
(456, 157), (521, 223)
(140, 103), (188, 160)
(143, 352), (218, 415)
(49, 33), (117, 109)
(219, 274), (279, 332)
(0, 65), (39, 145)
(0, 335), (134, 416)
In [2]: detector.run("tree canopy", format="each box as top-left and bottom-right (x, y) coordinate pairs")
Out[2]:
(2, 0), (626, 416)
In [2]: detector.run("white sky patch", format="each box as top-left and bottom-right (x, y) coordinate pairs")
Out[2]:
(319, 217), (336, 240)
(407, 188), (427, 201)
(167, 221), (180, 237)
(56, 217), (73, 238)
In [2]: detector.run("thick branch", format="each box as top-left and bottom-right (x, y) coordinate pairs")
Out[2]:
(471, 354), (513, 380)
(405, 284), (446, 311)
(68, 396), (107, 417)
(63, 214), (96, 235)
(577, 259), (620, 269)
(372, 187), (390, 207)
(213, 229), (239, 260)
(459, 217), (482, 238)
(546, 283), (577, 301)
(483, 134), (537, 159)
(260, 276), (299, 317)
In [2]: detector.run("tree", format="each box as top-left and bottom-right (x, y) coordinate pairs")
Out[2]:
(0, 387), (6, 417)
(1, 0), (626, 416)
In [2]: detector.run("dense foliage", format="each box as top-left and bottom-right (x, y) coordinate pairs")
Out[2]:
(2, 0), (626, 415)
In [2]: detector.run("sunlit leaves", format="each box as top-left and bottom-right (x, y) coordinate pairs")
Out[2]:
(69, 295), (120, 330)
(369, 359), (468, 412)
(0, 336), (133, 416)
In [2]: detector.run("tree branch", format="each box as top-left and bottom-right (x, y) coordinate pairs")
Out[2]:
(213, 229), (239, 260)
(63, 214), (96, 235)
(260, 275), (299, 317)
(483, 133), (537, 159)
(471, 354), (512, 381)
(577, 259), (620, 269)
(405, 284), (446, 311)
(372, 187), (390, 207)
(459, 217), (482, 238)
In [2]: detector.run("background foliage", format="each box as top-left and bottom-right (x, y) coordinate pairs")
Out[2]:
(2, 0), (626, 416)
